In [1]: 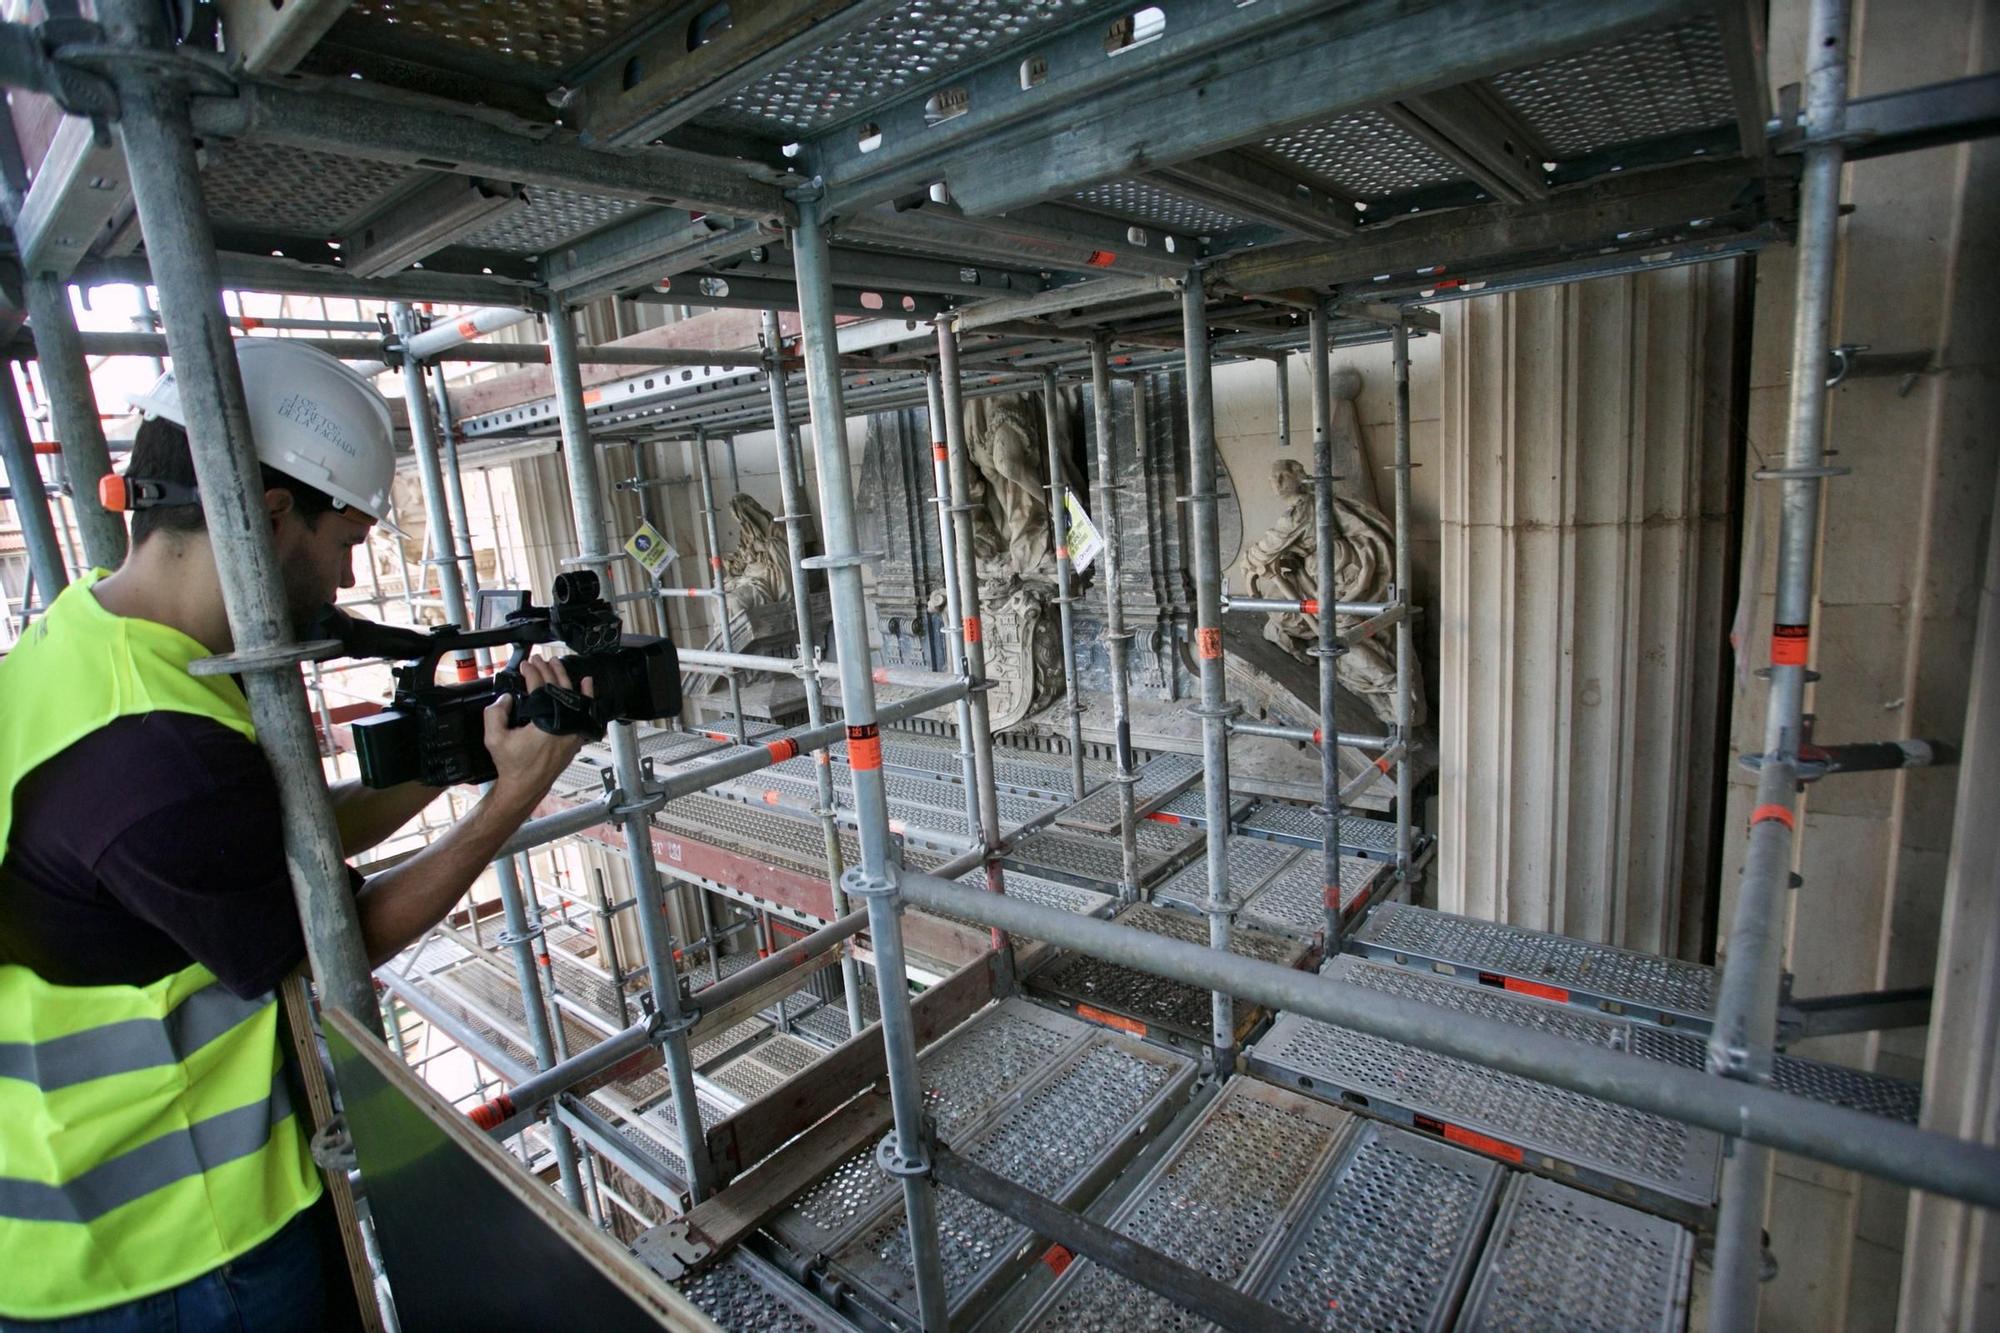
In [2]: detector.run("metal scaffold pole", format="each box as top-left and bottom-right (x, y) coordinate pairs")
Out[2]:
(393, 302), (587, 1209)
(936, 320), (1012, 926)
(1181, 275), (1236, 1063)
(761, 307), (866, 1037)
(1089, 333), (1142, 902)
(23, 274), (126, 570)
(0, 365), (66, 607)
(1708, 0), (1850, 1323)
(429, 371), (484, 616)
(1391, 317), (1416, 896)
(1308, 304), (1345, 948)
(1041, 369), (1087, 800)
(691, 427), (749, 746)
(545, 291), (716, 1202)
(96, 0), (376, 1028)
(922, 367), (983, 836)
(795, 193), (950, 1328)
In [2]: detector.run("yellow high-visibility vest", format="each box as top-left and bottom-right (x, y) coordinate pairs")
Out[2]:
(0, 570), (321, 1319)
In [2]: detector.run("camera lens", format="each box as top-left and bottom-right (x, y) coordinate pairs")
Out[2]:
(553, 571), (600, 605)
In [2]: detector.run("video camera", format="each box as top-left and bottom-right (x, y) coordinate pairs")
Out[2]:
(349, 571), (680, 789)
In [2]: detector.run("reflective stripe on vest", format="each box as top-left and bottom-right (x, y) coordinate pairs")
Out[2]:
(0, 1080), (294, 1223)
(0, 571), (321, 1319)
(0, 979), (267, 1092)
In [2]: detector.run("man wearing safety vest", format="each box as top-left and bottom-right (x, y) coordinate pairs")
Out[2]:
(0, 340), (588, 1330)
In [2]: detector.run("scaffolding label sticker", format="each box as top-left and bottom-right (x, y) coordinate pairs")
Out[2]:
(1063, 493), (1105, 574)
(624, 522), (676, 579)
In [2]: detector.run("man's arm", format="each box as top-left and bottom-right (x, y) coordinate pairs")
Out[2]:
(353, 657), (589, 966)
(328, 778), (444, 856)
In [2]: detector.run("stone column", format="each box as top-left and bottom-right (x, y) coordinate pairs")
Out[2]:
(1437, 260), (1742, 957)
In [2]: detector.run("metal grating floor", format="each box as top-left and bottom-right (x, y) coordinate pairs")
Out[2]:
(830, 1034), (1196, 1322)
(1028, 904), (1305, 1049)
(676, 1249), (860, 1333)
(1241, 854), (1390, 940)
(1348, 903), (1719, 1032)
(1152, 782), (1256, 827)
(1241, 803), (1403, 859)
(708, 1031), (828, 1105)
(774, 1000), (1091, 1258)
(1055, 752), (1202, 833)
(1004, 822), (1197, 891)
(1021, 1077), (1354, 1330)
(1456, 1174), (1693, 1332)
(1149, 835), (1303, 914)
(1251, 1120), (1503, 1333)
(1246, 1009), (1721, 1221)
(1627, 1026), (1922, 1124)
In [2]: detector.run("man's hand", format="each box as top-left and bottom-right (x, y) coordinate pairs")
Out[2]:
(483, 654), (592, 809)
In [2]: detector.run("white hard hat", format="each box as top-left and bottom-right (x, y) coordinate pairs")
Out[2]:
(130, 338), (396, 524)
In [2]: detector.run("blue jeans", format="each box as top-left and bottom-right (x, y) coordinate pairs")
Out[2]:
(4, 1207), (326, 1333)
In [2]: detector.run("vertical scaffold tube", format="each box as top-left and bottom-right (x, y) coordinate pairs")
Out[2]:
(1391, 320), (1416, 894)
(25, 273), (126, 570)
(923, 368), (982, 834)
(1181, 276), (1235, 1062)
(430, 372), (484, 615)
(1273, 353), (1292, 452)
(1089, 334), (1141, 902)
(762, 308), (866, 1037)
(693, 428), (749, 745)
(1708, 0), (1850, 1325)
(545, 292), (715, 1201)
(936, 322), (1011, 932)
(1309, 305), (1345, 947)
(1041, 370), (1088, 800)
(793, 194), (949, 1331)
(0, 366), (66, 605)
(99, 0), (375, 1026)
(395, 303), (585, 1208)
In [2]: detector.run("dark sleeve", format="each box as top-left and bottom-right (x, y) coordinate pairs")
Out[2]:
(91, 727), (361, 1000)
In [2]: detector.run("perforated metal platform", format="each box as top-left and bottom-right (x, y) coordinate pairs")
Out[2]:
(1003, 821), (1199, 891)
(773, 1000), (1093, 1258)
(676, 1248), (860, 1333)
(1245, 1007), (1721, 1222)
(1020, 1077), (1354, 1330)
(708, 1031), (828, 1105)
(1626, 1026), (1922, 1123)
(1251, 1120), (1503, 1333)
(1055, 752), (1201, 833)
(1028, 903), (1306, 1051)
(1348, 903), (1720, 1034)
(690, 1016), (772, 1071)
(1241, 854), (1391, 941)
(1151, 782), (1256, 828)
(1456, 1174), (1694, 1333)
(1241, 803), (1403, 860)
(828, 1033), (1196, 1323)
(1148, 835), (1302, 914)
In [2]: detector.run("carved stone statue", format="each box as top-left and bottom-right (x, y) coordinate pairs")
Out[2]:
(1244, 458), (1426, 725)
(721, 492), (790, 609)
(966, 396), (1051, 576)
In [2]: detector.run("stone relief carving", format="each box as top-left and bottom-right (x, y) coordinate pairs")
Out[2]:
(1244, 458), (1427, 726)
(721, 492), (790, 610)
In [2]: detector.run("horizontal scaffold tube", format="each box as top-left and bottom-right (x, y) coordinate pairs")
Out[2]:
(688, 910), (868, 1017)
(1222, 595), (1399, 617)
(678, 646), (960, 690)
(1229, 719), (1392, 750)
(892, 869), (2000, 1210)
(7, 326), (767, 370)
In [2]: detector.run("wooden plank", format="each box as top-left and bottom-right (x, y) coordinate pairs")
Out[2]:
(678, 1090), (895, 1267)
(702, 949), (1002, 1180)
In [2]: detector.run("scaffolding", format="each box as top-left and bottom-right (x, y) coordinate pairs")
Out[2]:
(1, 1), (1995, 1329)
